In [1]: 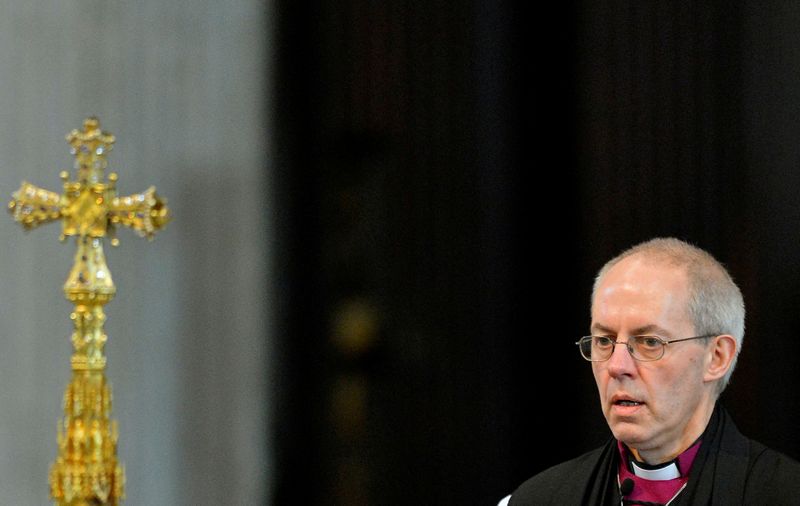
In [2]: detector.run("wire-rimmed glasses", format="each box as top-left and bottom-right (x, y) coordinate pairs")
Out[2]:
(575, 334), (717, 362)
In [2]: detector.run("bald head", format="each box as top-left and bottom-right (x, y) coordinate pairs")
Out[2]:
(592, 238), (745, 393)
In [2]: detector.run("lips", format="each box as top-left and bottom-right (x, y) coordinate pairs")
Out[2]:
(610, 394), (645, 416)
(611, 394), (645, 407)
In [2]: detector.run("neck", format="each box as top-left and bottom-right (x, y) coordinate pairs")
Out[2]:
(632, 399), (716, 465)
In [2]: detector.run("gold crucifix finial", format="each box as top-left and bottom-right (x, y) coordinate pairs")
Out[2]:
(8, 118), (171, 505)
(66, 116), (115, 184)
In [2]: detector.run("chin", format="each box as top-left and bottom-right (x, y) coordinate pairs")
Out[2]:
(610, 423), (649, 447)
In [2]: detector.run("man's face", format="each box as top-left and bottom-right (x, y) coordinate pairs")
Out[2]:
(591, 255), (714, 463)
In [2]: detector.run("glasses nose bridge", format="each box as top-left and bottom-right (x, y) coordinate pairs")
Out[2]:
(608, 339), (637, 361)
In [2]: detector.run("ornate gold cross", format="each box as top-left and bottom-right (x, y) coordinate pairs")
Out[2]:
(8, 117), (170, 505)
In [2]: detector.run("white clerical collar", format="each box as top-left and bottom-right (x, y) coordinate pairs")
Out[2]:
(630, 459), (681, 481)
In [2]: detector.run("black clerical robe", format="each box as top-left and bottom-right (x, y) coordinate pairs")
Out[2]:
(509, 405), (800, 505)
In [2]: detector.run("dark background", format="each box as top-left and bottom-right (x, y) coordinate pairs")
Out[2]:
(270, 2), (800, 504)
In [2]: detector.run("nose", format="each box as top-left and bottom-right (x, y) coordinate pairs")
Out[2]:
(605, 340), (637, 378)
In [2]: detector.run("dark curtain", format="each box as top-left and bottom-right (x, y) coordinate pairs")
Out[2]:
(270, 1), (800, 504)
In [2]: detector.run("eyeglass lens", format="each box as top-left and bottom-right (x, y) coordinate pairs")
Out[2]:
(580, 336), (664, 361)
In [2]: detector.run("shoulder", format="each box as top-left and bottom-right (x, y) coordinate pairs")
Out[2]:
(509, 445), (609, 505)
(714, 409), (800, 503)
(742, 440), (800, 502)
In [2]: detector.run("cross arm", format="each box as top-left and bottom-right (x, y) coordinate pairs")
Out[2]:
(8, 181), (63, 231)
(108, 186), (170, 240)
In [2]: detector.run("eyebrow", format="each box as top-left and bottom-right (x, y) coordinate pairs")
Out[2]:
(590, 323), (673, 337)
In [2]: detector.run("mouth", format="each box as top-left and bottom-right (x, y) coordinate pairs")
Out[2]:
(611, 395), (645, 408)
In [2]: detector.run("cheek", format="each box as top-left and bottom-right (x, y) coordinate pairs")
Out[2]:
(591, 364), (604, 384)
(592, 365), (609, 399)
(653, 364), (702, 406)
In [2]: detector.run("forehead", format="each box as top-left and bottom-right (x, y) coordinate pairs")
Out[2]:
(591, 255), (691, 331)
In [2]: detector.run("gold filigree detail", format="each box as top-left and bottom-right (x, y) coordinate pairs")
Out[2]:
(8, 118), (170, 505)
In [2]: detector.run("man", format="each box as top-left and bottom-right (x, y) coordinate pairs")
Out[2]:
(500, 238), (800, 505)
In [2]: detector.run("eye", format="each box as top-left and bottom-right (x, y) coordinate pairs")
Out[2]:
(594, 336), (614, 348)
(637, 336), (662, 349)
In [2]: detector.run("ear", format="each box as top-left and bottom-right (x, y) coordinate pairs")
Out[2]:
(703, 334), (737, 383)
